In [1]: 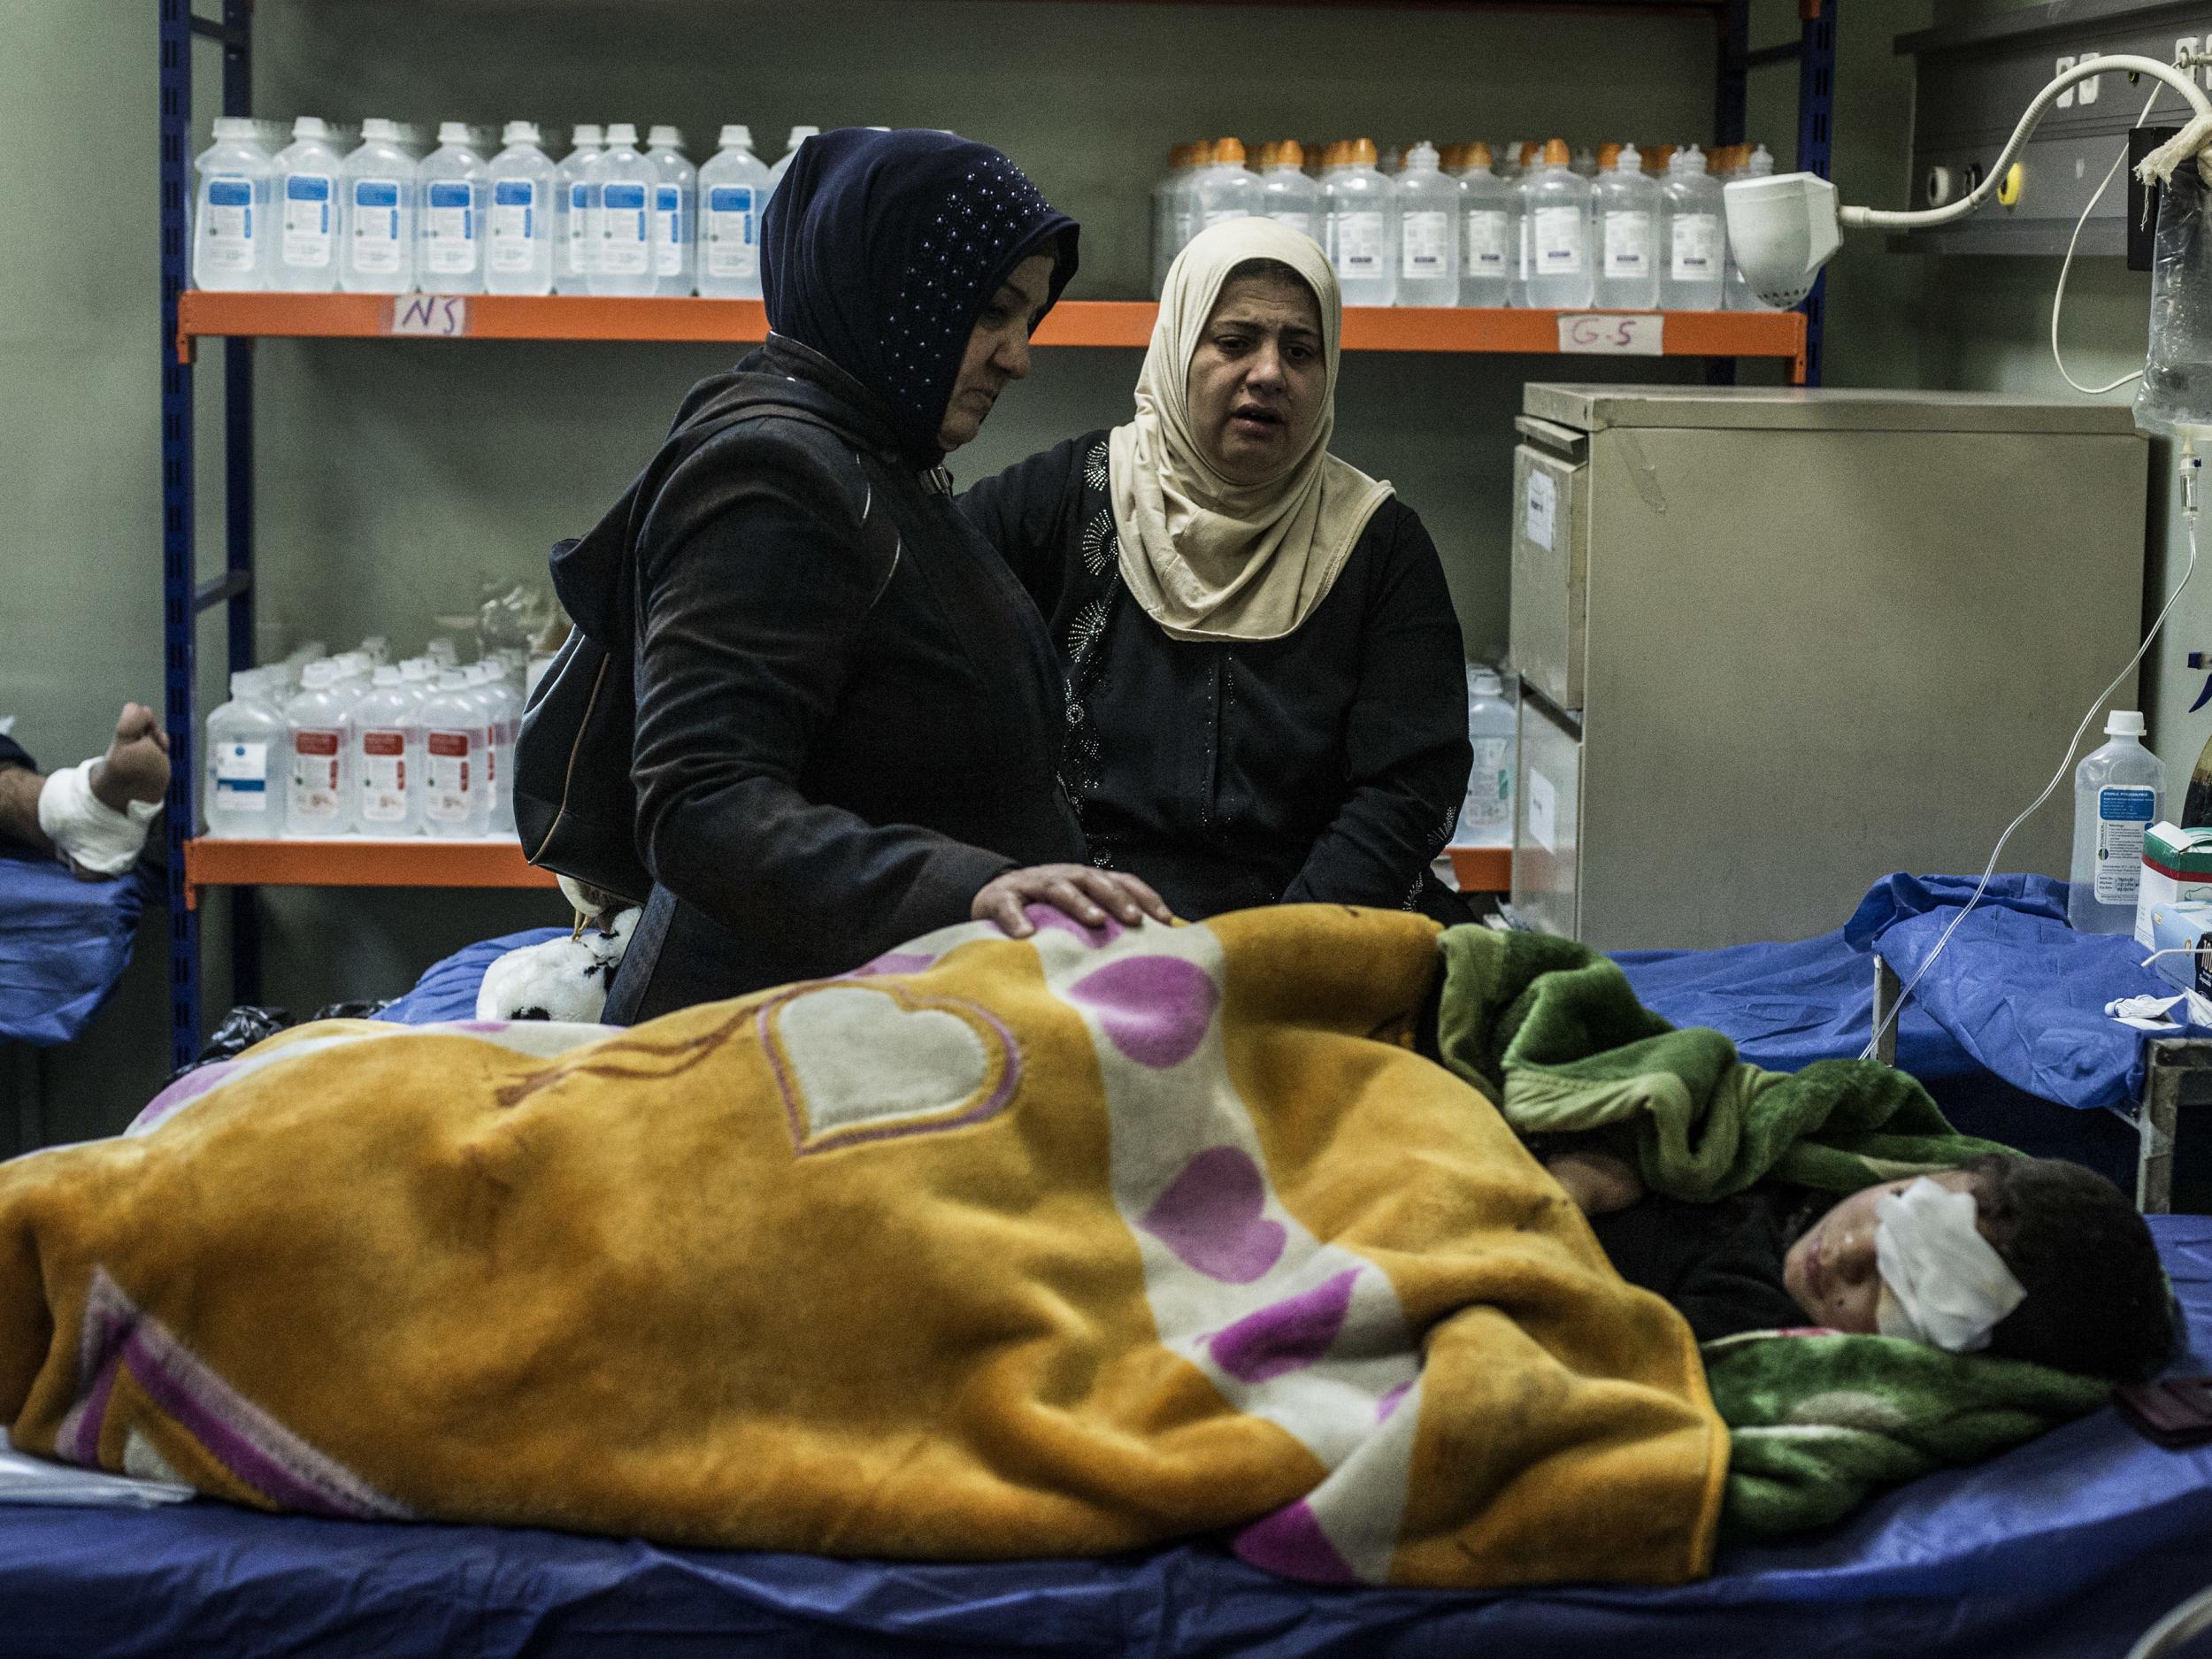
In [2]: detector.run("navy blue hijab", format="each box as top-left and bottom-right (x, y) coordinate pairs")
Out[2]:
(761, 128), (1079, 465)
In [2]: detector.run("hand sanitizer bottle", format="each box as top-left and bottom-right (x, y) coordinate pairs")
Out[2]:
(554, 124), (604, 296)
(645, 125), (697, 296)
(272, 118), (342, 293)
(698, 125), (772, 300)
(418, 122), (488, 295)
(590, 124), (656, 297)
(193, 118), (275, 291)
(339, 119), (417, 295)
(486, 121), (556, 296)
(2070, 710), (2165, 933)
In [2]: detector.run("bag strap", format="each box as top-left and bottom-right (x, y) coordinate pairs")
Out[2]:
(673, 398), (903, 612)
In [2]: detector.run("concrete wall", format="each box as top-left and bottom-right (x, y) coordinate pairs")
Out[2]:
(4, 0), (1908, 1140)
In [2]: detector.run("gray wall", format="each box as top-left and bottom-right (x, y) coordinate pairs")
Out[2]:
(4, 0), (1919, 1140)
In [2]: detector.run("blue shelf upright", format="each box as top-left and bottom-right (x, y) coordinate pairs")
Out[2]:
(159, 0), (260, 1074)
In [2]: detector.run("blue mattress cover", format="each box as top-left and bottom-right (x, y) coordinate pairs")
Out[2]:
(393, 876), (2175, 1116)
(0, 850), (150, 1047)
(2, 1215), (2204, 1658)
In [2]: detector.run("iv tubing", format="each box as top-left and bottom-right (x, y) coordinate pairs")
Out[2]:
(1839, 55), (2212, 231)
(1861, 445), (2205, 1063)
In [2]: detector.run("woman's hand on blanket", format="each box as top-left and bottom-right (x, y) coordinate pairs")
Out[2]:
(972, 864), (1175, 938)
(1546, 1149), (1645, 1217)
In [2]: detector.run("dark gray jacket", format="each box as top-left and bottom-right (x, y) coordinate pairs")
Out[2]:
(582, 336), (1085, 1022)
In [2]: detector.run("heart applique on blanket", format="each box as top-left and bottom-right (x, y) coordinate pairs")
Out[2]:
(758, 983), (1021, 1155)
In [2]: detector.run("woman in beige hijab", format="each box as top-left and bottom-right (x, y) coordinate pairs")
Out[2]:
(961, 218), (1473, 922)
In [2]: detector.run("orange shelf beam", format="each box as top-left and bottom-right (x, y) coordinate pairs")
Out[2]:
(184, 837), (558, 909)
(1448, 845), (1512, 894)
(178, 292), (1806, 379)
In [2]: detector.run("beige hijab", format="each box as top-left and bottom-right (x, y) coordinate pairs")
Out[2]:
(1109, 218), (1394, 643)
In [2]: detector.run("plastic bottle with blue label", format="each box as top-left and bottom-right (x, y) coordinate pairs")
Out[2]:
(698, 126), (772, 300)
(204, 671), (288, 837)
(271, 118), (342, 293)
(485, 121), (555, 296)
(766, 126), (820, 211)
(1451, 667), (1517, 848)
(339, 119), (417, 295)
(417, 122), (487, 295)
(553, 125), (604, 296)
(646, 125), (697, 297)
(590, 124), (656, 297)
(2070, 710), (2166, 933)
(193, 117), (275, 291)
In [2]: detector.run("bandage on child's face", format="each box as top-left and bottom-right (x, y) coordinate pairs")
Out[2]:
(1782, 1171), (2024, 1347)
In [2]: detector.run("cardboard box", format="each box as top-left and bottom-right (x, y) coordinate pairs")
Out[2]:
(2135, 822), (2212, 949)
(2141, 898), (2212, 1010)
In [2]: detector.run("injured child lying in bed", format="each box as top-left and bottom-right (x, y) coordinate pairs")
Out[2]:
(1544, 1146), (2174, 1382)
(0, 905), (2176, 1587)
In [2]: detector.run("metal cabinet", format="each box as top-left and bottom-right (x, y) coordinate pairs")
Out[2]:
(1508, 384), (2149, 951)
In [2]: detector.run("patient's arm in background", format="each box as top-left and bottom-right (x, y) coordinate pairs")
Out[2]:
(1546, 1148), (1646, 1217)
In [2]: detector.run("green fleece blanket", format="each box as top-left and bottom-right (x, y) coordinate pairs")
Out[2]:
(1433, 925), (2117, 1537)
(1434, 926), (2011, 1200)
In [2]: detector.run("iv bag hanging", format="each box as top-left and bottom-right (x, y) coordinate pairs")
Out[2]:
(2136, 164), (2212, 438)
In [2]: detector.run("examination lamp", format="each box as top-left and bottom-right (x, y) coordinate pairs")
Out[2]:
(1723, 55), (2212, 378)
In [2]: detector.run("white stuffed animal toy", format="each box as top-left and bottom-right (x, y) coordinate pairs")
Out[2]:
(475, 906), (638, 1023)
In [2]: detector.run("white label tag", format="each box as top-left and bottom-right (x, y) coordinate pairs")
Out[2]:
(1464, 736), (1513, 831)
(1333, 210), (1386, 275)
(1602, 210), (1652, 276)
(1465, 208), (1509, 272)
(349, 178), (403, 273)
(423, 180), (475, 273)
(1528, 768), (1558, 853)
(1266, 210), (1316, 238)
(1525, 468), (1558, 552)
(1401, 209), (1451, 278)
(1532, 206), (1586, 276)
(202, 178), (256, 269)
(1671, 212), (1721, 280)
(706, 185), (757, 279)
(1557, 312), (1665, 354)
(212, 741), (270, 811)
(387, 296), (468, 337)
(280, 174), (333, 268)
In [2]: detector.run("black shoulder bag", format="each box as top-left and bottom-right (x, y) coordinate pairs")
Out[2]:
(514, 408), (902, 909)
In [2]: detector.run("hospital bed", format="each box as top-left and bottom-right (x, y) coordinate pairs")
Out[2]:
(6, 872), (2210, 1655)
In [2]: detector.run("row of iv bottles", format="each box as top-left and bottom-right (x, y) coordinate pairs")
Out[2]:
(193, 116), (819, 299)
(203, 640), (527, 841)
(1153, 136), (1776, 311)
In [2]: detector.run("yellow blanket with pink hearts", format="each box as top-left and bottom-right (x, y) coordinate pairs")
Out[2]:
(0, 904), (1725, 1586)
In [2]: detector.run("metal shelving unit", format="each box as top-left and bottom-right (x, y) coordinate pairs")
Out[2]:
(156, 0), (1842, 1070)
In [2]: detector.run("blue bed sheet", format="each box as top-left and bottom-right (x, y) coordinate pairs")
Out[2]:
(0, 850), (150, 1047)
(2, 1217), (2203, 1658)
(393, 878), (2177, 1120)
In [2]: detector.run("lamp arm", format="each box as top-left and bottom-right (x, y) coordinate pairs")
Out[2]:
(1837, 55), (2212, 230)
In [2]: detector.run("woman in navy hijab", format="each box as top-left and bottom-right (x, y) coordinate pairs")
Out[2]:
(582, 129), (1169, 1023)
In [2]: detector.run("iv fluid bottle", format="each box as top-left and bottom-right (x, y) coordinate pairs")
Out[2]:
(1660, 145), (1726, 311)
(646, 125), (697, 296)
(340, 119), (416, 295)
(204, 672), (288, 837)
(418, 671), (490, 837)
(1394, 142), (1461, 306)
(284, 659), (353, 835)
(1594, 143), (1659, 310)
(272, 118), (342, 293)
(1522, 140), (1594, 310)
(2137, 165), (2212, 437)
(1452, 668), (1517, 848)
(1152, 144), (1197, 296)
(193, 118), (274, 291)
(1258, 141), (1320, 245)
(1325, 138), (1398, 307)
(350, 666), (419, 835)
(766, 126), (820, 212)
(2070, 710), (2165, 933)
(591, 124), (655, 296)
(699, 126), (772, 300)
(554, 125), (604, 296)
(1195, 137), (1262, 230)
(418, 122), (488, 295)
(1457, 144), (1513, 307)
(486, 121), (556, 296)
